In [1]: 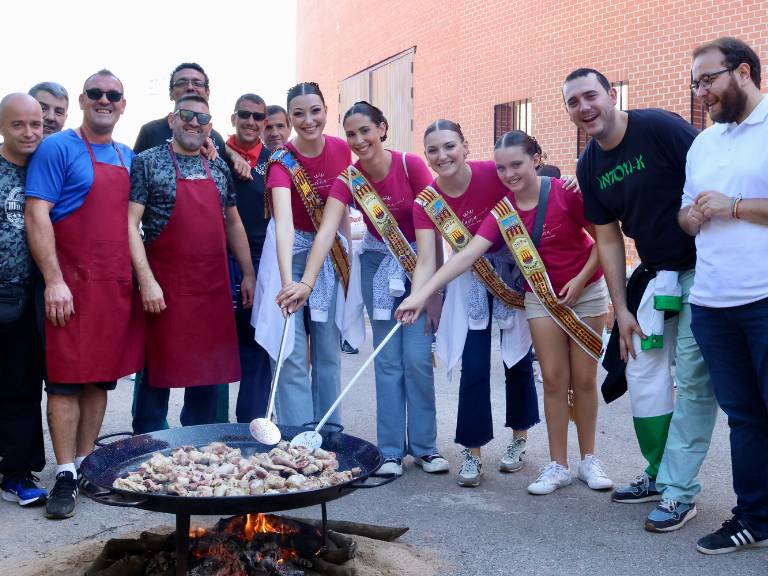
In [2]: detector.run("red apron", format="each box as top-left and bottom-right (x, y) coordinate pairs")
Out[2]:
(144, 144), (240, 388)
(46, 134), (144, 383)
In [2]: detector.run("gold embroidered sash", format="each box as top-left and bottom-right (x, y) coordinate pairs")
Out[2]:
(492, 196), (603, 360)
(415, 186), (524, 310)
(266, 148), (350, 294)
(339, 166), (417, 276)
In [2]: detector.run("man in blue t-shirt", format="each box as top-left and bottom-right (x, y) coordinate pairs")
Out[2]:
(25, 70), (143, 520)
(563, 68), (715, 534)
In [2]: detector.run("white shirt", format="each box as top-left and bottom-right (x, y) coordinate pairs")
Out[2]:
(682, 95), (768, 308)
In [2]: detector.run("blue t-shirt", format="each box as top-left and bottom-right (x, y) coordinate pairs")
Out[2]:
(25, 129), (135, 222)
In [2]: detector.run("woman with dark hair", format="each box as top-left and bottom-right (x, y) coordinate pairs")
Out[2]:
(253, 82), (354, 428)
(395, 120), (539, 488)
(398, 129), (612, 495)
(277, 102), (447, 476)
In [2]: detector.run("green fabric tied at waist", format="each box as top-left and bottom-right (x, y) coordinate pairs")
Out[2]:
(641, 334), (664, 350)
(654, 294), (682, 312)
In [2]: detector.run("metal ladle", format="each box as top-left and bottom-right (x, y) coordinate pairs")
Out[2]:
(250, 314), (291, 445)
(291, 322), (402, 450)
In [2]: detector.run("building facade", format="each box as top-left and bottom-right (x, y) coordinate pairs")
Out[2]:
(296, 0), (767, 264)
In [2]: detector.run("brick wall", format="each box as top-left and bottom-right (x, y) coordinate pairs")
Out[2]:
(296, 0), (768, 266)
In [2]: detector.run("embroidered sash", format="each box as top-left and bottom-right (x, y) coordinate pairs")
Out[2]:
(415, 186), (524, 310)
(266, 147), (350, 294)
(492, 196), (603, 360)
(340, 166), (417, 277)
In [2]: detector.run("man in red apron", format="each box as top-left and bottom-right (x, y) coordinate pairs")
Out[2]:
(128, 94), (254, 434)
(25, 70), (144, 519)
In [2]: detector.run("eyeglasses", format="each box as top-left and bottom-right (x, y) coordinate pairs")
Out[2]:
(690, 68), (733, 93)
(174, 109), (212, 125)
(84, 88), (123, 103)
(172, 78), (208, 89)
(236, 110), (267, 121)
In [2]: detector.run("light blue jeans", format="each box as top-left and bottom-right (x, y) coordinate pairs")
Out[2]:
(274, 250), (342, 427)
(361, 250), (438, 460)
(655, 270), (718, 503)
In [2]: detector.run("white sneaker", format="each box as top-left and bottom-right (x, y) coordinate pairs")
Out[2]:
(414, 453), (450, 473)
(376, 458), (403, 476)
(499, 438), (526, 472)
(457, 448), (482, 487)
(527, 462), (572, 495)
(577, 454), (613, 490)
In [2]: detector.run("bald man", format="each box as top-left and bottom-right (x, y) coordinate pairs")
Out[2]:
(0, 94), (47, 508)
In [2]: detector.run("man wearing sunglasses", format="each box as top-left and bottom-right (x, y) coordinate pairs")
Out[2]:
(25, 70), (144, 520)
(224, 94), (272, 423)
(680, 37), (768, 555)
(128, 95), (254, 434)
(563, 68), (717, 534)
(133, 63), (249, 180)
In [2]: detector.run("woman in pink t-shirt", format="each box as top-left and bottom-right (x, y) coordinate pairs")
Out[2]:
(398, 130), (612, 496)
(259, 82), (351, 429)
(277, 101), (448, 477)
(405, 120), (539, 489)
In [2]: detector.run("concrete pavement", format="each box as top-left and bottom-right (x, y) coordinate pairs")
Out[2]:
(0, 329), (764, 575)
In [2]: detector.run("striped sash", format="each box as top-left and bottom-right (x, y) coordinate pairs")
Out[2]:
(492, 196), (603, 360)
(339, 166), (417, 276)
(266, 148), (350, 294)
(415, 186), (524, 310)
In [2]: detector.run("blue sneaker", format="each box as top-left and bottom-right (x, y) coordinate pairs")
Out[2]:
(611, 473), (661, 503)
(1, 474), (48, 507)
(645, 498), (698, 532)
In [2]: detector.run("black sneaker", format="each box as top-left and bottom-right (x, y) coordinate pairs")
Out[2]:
(697, 517), (768, 555)
(340, 340), (359, 354)
(611, 473), (661, 503)
(45, 471), (79, 519)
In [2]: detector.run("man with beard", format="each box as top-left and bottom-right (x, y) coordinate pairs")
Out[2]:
(128, 95), (254, 432)
(681, 37), (768, 554)
(0, 94), (47, 508)
(225, 94), (272, 422)
(262, 105), (291, 152)
(563, 68), (715, 533)
(28, 82), (68, 138)
(25, 71), (144, 519)
(132, 63), (249, 430)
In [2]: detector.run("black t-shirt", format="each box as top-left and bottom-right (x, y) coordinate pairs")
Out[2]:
(129, 144), (236, 245)
(228, 146), (271, 265)
(577, 109), (698, 271)
(133, 117), (227, 155)
(0, 156), (31, 285)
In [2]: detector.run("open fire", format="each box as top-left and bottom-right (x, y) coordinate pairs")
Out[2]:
(86, 514), (359, 576)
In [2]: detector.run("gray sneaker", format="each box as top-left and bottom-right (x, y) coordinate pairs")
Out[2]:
(645, 498), (698, 532)
(499, 438), (526, 472)
(612, 473), (661, 503)
(457, 448), (482, 487)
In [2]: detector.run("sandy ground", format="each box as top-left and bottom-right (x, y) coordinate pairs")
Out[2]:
(0, 328), (765, 575)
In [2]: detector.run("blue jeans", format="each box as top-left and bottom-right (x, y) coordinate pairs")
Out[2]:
(132, 370), (220, 433)
(360, 251), (438, 460)
(691, 297), (768, 536)
(455, 293), (538, 448)
(274, 250), (341, 427)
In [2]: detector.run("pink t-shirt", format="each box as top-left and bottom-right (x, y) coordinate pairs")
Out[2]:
(266, 135), (351, 232)
(412, 160), (507, 251)
(328, 151), (432, 243)
(476, 177), (603, 294)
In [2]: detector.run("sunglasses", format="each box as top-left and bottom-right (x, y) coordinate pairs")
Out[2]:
(84, 88), (123, 103)
(236, 110), (267, 121)
(172, 78), (208, 89)
(175, 109), (212, 125)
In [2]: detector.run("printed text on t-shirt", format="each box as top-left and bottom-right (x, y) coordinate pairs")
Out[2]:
(597, 155), (646, 190)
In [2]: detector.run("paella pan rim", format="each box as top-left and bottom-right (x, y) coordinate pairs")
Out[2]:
(80, 423), (383, 515)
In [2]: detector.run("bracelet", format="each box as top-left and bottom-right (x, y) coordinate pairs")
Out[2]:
(733, 197), (742, 219)
(730, 196), (738, 218)
(299, 280), (314, 292)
